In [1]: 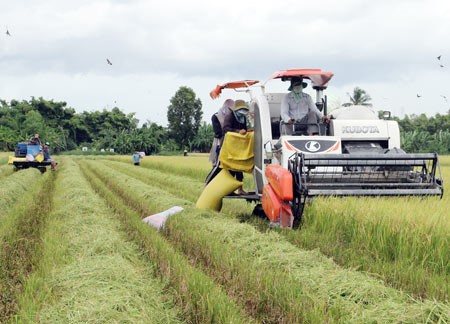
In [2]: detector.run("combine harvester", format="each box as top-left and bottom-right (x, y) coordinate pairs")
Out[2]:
(199, 69), (443, 228)
(8, 141), (52, 173)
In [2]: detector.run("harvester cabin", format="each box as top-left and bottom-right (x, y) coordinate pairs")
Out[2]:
(264, 92), (285, 140)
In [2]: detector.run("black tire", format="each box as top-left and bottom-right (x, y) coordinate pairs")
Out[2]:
(252, 203), (267, 219)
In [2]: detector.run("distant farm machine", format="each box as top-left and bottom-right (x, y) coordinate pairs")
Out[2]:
(8, 141), (52, 173)
(210, 69), (443, 228)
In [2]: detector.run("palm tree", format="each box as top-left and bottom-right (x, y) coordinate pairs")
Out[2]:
(346, 87), (372, 106)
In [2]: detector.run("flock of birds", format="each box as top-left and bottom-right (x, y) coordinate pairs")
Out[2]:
(4, 26), (448, 105)
(416, 55), (447, 101)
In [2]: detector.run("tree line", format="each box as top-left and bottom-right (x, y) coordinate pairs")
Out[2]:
(0, 87), (213, 155)
(348, 87), (450, 154)
(1, 86), (449, 155)
(395, 113), (450, 154)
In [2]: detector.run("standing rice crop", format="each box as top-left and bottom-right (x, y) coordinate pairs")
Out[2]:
(282, 156), (450, 301)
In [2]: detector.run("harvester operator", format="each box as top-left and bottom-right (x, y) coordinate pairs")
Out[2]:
(280, 77), (324, 135)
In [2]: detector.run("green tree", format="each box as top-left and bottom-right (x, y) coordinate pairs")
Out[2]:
(167, 86), (203, 148)
(0, 126), (17, 151)
(22, 110), (46, 138)
(346, 87), (372, 106)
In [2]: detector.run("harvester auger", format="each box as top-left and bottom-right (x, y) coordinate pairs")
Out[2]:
(207, 69), (443, 229)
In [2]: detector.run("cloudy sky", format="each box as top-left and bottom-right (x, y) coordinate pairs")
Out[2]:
(1, 0), (449, 126)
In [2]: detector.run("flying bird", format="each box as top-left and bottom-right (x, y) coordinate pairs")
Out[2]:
(437, 55), (442, 60)
(416, 94), (421, 98)
(440, 95), (448, 102)
(106, 58), (112, 65)
(6, 28), (11, 36)
(439, 64), (444, 68)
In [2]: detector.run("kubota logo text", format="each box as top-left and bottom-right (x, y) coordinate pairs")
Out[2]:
(305, 141), (321, 152)
(342, 126), (380, 134)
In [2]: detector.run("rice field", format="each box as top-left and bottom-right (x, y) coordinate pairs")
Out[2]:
(0, 154), (449, 323)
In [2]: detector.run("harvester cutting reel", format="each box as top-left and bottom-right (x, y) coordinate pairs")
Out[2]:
(285, 151), (444, 228)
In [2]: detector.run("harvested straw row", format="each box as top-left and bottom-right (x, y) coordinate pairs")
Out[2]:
(109, 154), (212, 181)
(16, 158), (184, 323)
(0, 169), (55, 322)
(0, 168), (42, 222)
(80, 160), (257, 324)
(0, 164), (14, 180)
(101, 159), (204, 202)
(97, 158), (252, 216)
(84, 159), (450, 323)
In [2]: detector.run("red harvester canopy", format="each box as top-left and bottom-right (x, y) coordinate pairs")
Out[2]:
(210, 80), (259, 99)
(266, 69), (334, 88)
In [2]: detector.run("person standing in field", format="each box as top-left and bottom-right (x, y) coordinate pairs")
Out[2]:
(43, 142), (57, 171)
(209, 98), (234, 165)
(204, 99), (234, 186)
(132, 150), (141, 166)
(223, 99), (249, 195)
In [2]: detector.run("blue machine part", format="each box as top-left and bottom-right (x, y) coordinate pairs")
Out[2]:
(15, 142), (28, 157)
(27, 145), (41, 157)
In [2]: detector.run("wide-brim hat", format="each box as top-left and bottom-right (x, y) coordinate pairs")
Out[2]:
(231, 99), (248, 111)
(288, 77), (307, 91)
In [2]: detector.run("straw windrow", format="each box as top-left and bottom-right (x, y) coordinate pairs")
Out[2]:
(15, 158), (184, 323)
(0, 164), (14, 180)
(0, 168), (54, 322)
(0, 168), (42, 222)
(80, 160), (257, 324)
